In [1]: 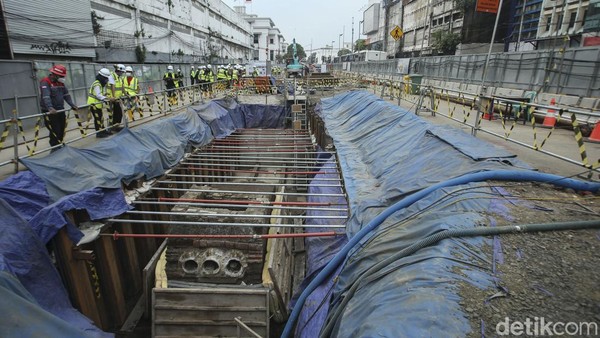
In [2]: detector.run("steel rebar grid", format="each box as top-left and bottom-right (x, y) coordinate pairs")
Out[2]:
(233, 129), (309, 134)
(165, 174), (343, 182)
(203, 145), (314, 150)
(213, 135), (312, 140)
(156, 180), (342, 188)
(106, 218), (346, 228)
(124, 210), (347, 220)
(157, 197), (346, 206)
(185, 157), (335, 165)
(105, 231), (340, 240)
(133, 200), (348, 212)
(192, 151), (326, 155)
(188, 154), (334, 162)
(180, 161), (332, 170)
(210, 140), (314, 146)
(190, 149), (323, 160)
(149, 186), (345, 197)
(183, 166), (340, 175)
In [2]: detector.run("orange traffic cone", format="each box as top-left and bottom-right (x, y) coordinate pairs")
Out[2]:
(586, 122), (600, 143)
(541, 98), (557, 128)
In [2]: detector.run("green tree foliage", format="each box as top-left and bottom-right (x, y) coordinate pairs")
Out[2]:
(135, 44), (147, 63)
(431, 31), (461, 55)
(283, 43), (306, 60)
(455, 0), (476, 13)
(338, 48), (352, 56)
(354, 39), (367, 52)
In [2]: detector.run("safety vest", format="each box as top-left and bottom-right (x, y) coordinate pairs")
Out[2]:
(164, 72), (179, 88)
(87, 80), (106, 109)
(190, 70), (197, 78)
(110, 71), (124, 97)
(232, 69), (238, 80)
(124, 76), (139, 96)
(217, 69), (227, 80)
(206, 70), (214, 82)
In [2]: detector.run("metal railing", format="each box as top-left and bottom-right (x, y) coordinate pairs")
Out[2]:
(0, 78), (281, 174)
(335, 72), (600, 176)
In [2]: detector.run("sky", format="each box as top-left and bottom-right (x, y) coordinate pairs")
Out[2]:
(223, 0), (369, 52)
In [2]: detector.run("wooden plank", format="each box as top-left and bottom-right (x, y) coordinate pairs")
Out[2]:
(52, 226), (105, 328)
(96, 234), (128, 326)
(118, 294), (145, 334)
(119, 222), (142, 296)
(152, 287), (269, 338)
(143, 238), (169, 317)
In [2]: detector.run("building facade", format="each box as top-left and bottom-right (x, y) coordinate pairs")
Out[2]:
(235, 6), (285, 62)
(1, 0), (286, 64)
(536, 0), (590, 49)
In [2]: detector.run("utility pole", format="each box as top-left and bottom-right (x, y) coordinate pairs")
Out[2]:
(352, 17), (355, 52)
(474, 0), (505, 136)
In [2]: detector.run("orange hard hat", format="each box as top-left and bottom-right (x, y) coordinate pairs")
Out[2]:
(49, 64), (67, 77)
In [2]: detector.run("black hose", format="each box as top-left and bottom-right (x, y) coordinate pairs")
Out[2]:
(320, 219), (600, 337)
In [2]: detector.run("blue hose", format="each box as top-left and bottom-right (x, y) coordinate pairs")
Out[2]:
(281, 169), (600, 337)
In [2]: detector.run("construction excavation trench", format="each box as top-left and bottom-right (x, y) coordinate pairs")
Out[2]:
(103, 120), (348, 337)
(5, 79), (600, 338)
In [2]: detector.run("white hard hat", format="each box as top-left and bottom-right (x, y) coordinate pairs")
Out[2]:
(177, 68), (181, 72)
(117, 64), (126, 71)
(98, 68), (111, 78)
(167, 65), (174, 70)
(191, 65), (195, 69)
(125, 66), (133, 72)
(207, 64), (211, 68)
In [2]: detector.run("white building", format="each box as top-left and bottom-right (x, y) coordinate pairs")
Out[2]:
(235, 6), (286, 62)
(536, 0), (590, 49)
(1, 0), (257, 63)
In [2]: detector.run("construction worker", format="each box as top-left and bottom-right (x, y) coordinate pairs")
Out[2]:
(39, 64), (78, 148)
(109, 64), (126, 131)
(217, 65), (228, 88)
(190, 66), (197, 86)
(232, 65), (239, 87)
(252, 67), (259, 77)
(87, 68), (115, 138)
(197, 65), (207, 91)
(176, 68), (184, 88)
(204, 65), (215, 97)
(123, 66), (140, 121)
(163, 65), (178, 98)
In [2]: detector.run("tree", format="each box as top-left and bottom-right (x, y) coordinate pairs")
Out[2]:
(431, 31), (461, 55)
(354, 39), (367, 52)
(338, 48), (352, 56)
(283, 43), (306, 60)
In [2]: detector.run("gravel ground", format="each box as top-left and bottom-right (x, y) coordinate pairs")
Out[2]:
(459, 182), (600, 337)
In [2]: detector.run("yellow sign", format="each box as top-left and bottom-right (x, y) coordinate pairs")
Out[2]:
(390, 26), (403, 41)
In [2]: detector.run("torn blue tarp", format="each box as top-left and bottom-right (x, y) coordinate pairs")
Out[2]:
(30, 187), (131, 244)
(298, 91), (536, 337)
(0, 199), (112, 337)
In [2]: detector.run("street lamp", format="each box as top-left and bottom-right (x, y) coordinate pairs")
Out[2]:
(359, 20), (364, 38)
(339, 33), (343, 56)
(331, 40), (334, 62)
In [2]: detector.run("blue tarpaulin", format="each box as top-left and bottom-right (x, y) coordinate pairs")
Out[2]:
(0, 199), (112, 338)
(297, 90), (536, 337)
(2, 99), (288, 336)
